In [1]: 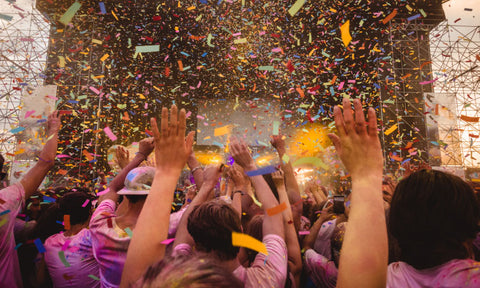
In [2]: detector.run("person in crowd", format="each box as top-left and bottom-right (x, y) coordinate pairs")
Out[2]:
(89, 138), (154, 288)
(41, 190), (99, 288)
(327, 98), (388, 288)
(0, 111), (61, 288)
(387, 169), (480, 287)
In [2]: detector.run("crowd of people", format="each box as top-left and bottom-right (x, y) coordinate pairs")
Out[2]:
(1, 98), (480, 288)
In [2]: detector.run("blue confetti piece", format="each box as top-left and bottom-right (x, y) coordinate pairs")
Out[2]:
(99, 2), (106, 14)
(407, 14), (422, 21)
(34, 238), (46, 253)
(15, 243), (23, 250)
(245, 165), (278, 177)
(10, 127), (25, 134)
(42, 196), (56, 203)
(0, 209), (10, 216)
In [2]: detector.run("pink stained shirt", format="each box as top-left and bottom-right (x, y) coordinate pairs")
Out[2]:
(388, 259), (480, 288)
(44, 229), (100, 288)
(173, 234), (288, 288)
(89, 199), (130, 288)
(0, 183), (26, 288)
(304, 248), (337, 288)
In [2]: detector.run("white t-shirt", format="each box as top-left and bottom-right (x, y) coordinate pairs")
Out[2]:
(90, 199), (130, 288)
(0, 183), (25, 288)
(44, 229), (100, 288)
(388, 259), (480, 288)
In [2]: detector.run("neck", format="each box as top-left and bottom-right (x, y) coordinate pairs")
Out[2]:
(224, 257), (241, 273)
(64, 223), (87, 236)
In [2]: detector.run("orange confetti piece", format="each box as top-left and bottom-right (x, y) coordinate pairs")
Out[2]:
(266, 202), (288, 216)
(177, 60), (184, 71)
(64, 215), (71, 230)
(382, 9), (398, 24)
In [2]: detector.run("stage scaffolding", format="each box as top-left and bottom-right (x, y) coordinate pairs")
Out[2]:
(0, 1), (50, 158)
(429, 22), (480, 168)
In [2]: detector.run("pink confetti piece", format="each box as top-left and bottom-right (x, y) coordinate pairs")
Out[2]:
(103, 127), (117, 141)
(419, 78), (438, 85)
(299, 231), (310, 235)
(160, 238), (175, 245)
(82, 199), (90, 207)
(61, 239), (71, 251)
(97, 188), (110, 196)
(25, 110), (35, 118)
(89, 86), (101, 95)
(56, 154), (71, 158)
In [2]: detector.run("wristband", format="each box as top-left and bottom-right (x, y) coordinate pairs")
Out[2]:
(191, 166), (203, 174)
(231, 190), (244, 200)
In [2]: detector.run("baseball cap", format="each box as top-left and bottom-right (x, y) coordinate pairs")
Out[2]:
(117, 166), (155, 195)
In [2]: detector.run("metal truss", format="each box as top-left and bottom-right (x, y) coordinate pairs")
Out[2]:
(0, 2), (50, 158)
(429, 21), (480, 167)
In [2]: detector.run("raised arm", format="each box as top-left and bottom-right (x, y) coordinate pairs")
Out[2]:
(98, 138), (154, 204)
(328, 98), (387, 288)
(173, 164), (221, 248)
(272, 169), (302, 287)
(21, 111), (60, 199)
(120, 105), (194, 287)
(187, 151), (204, 189)
(230, 136), (284, 238)
(228, 164), (246, 219)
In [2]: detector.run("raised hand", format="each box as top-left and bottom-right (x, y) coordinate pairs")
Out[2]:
(202, 164), (222, 188)
(116, 146), (130, 169)
(229, 136), (256, 171)
(271, 168), (285, 190)
(327, 98), (383, 178)
(270, 135), (287, 155)
(138, 138), (155, 159)
(228, 164), (246, 189)
(47, 110), (61, 135)
(150, 105), (195, 174)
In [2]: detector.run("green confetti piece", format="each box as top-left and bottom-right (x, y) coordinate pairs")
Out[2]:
(0, 13), (14, 21)
(124, 227), (133, 237)
(288, 0), (306, 17)
(282, 154), (290, 164)
(88, 275), (100, 281)
(59, 2), (82, 26)
(207, 33), (215, 47)
(233, 38), (247, 44)
(58, 251), (70, 267)
(293, 157), (329, 170)
(135, 45), (160, 53)
(272, 121), (280, 135)
(258, 66), (274, 71)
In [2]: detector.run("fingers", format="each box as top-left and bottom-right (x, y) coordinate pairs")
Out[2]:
(342, 97), (354, 134)
(353, 99), (367, 135)
(161, 107), (168, 136)
(327, 133), (342, 154)
(367, 107), (378, 138)
(151, 117), (161, 143)
(178, 108), (187, 138)
(169, 105), (178, 137)
(185, 131), (195, 152)
(333, 106), (346, 137)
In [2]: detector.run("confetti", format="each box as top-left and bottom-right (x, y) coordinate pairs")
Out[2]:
(34, 238), (46, 253)
(266, 202), (288, 216)
(64, 215), (71, 230)
(340, 20), (352, 47)
(160, 238), (175, 245)
(103, 127), (118, 141)
(135, 45), (160, 53)
(59, 2), (82, 26)
(288, 0), (306, 17)
(58, 251), (70, 267)
(232, 232), (268, 255)
(245, 165), (277, 176)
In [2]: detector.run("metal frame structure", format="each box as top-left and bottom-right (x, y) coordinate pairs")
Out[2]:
(429, 21), (480, 167)
(0, 2), (50, 157)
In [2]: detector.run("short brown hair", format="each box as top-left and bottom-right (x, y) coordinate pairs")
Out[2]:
(187, 200), (242, 260)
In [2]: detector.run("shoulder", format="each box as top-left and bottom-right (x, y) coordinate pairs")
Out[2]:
(0, 183), (26, 208)
(89, 199), (116, 229)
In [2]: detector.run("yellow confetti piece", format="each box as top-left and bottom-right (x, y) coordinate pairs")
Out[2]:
(100, 54), (109, 62)
(232, 232), (268, 255)
(340, 20), (352, 47)
(384, 124), (398, 136)
(214, 125), (232, 137)
(58, 56), (65, 68)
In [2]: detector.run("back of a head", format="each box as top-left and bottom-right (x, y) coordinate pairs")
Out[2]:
(389, 169), (480, 269)
(187, 200), (242, 261)
(58, 191), (92, 225)
(139, 254), (244, 288)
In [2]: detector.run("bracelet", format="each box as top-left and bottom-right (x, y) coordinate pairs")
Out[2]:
(37, 156), (52, 163)
(231, 190), (244, 200)
(190, 166), (203, 174)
